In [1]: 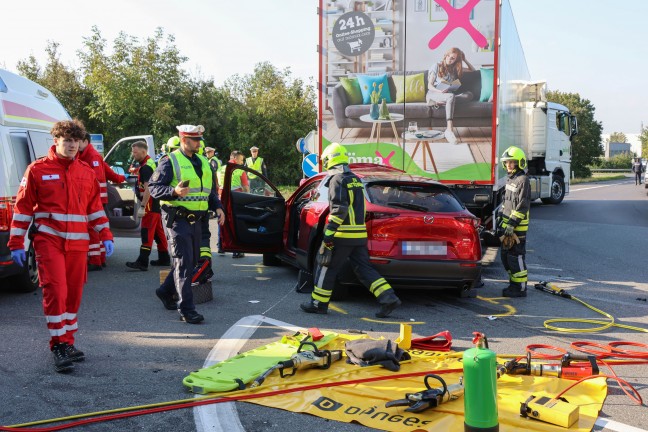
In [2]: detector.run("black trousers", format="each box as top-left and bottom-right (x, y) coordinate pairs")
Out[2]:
(159, 211), (201, 314)
(311, 244), (392, 303)
(500, 235), (527, 291)
(635, 172), (642, 184)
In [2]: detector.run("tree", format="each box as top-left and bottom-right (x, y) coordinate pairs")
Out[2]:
(16, 42), (91, 128)
(608, 132), (627, 143)
(78, 26), (189, 148)
(640, 125), (648, 158)
(547, 91), (603, 178)
(222, 62), (316, 185)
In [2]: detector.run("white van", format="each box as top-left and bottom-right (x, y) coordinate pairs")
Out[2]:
(0, 69), (155, 292)
(0, 69), (71, 292)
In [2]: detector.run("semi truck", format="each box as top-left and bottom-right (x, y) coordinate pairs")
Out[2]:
(318, 0), (577, 228)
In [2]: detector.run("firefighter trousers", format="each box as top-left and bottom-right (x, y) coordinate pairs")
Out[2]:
(311, 244), (393, 304)
(500, 234), (527, 291)
(159, 211), (201, 314)
(33, 234), (88, 349)
(140, 211), (168, 258)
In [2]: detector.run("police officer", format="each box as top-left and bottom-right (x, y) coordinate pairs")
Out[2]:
(632, 157), (643, 185)
(149, 125), (225, 323)
(300, 143), (401, 318)
(497, 146), (531, 298)
(245, 145), (268, 194)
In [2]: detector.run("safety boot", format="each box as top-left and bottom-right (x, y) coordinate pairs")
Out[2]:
(180, 310), (204, 324)
(63, 343), (85, 362)
(502, 286), (527, 298)
(376, 290), (401, 318)
(126, 260), (148, 271)
(300, 299), (329, 314)
(150, 251), (171, 266)
(51, 343), (74, 373)
(155, 288), (178, 311)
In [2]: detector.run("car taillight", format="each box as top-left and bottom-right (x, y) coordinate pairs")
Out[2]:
(0, 198), (13, 231)
(366, 211), (399, 221)
(455, 216), (480, 228)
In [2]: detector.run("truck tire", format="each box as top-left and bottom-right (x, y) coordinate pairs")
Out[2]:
(8, 244), (38, 293)
(541, 175), (565, 205)
(262, 253), (282, 266)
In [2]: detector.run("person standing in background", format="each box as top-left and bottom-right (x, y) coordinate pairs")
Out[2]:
(245, 146), (268, 194)
(77, 133), (125, 271)
(632, 157), (644, 185)
(8, 119), (115, 372)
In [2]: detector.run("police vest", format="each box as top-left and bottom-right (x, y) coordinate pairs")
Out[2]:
(217, 163), (244, 190)
(160, 150), (212, 211)
(246, 157), (263, 180)
(138, 157), (157, 194)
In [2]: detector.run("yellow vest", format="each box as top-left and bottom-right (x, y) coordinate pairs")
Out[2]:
(160, 150), (212, 211)
(217, 162), (244, 190)
(246, 156), (263, 180)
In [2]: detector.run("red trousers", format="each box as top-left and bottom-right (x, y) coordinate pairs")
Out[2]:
(88, 228), (103, 265)
(34, 235), (88, 349)
(141, 211), (168, 252)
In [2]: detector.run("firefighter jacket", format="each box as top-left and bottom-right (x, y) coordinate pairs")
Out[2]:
(149, 150), (223, 212)
(499, 168), (530, 233)
(245, 156), (267, 180)
(77, 143), (125, 204)
(323, 164), (367, 246)
(9, 146), (113, 252)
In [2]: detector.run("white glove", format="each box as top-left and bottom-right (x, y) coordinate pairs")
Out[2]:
(137, 207), (146, 218)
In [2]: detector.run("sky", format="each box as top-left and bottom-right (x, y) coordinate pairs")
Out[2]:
(1, 0), (646, 135)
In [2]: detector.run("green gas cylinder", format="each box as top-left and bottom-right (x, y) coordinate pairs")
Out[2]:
(463, 332), (499, 432)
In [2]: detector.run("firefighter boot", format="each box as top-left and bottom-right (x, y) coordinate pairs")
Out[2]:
(502, 285), (527, 298)
(150, 251), (171, 266)
(126, 247), (151, 271)
(51, 343), (74, 373)
(300, 299), (329, 314)
(376, 290), (401, 318)
(63, 343), (85, 362)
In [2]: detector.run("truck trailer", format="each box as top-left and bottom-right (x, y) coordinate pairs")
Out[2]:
(318, 0), (577, 227)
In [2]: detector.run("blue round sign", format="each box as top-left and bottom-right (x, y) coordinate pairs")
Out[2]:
(302, 154), (319, 178)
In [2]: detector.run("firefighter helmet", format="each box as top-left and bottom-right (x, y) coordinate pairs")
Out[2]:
(164, 136), (180, 153)
(501, 146), (527, 170)
(321, 142), (349, 170)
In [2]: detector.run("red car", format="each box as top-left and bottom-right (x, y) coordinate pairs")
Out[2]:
(220, 163), (482, 297)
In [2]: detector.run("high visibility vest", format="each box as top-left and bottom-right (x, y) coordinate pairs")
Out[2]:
(138, 156), (157, 195)
(246, 156), (263, 180)
(217, 162), (244, 190)
(160, 150), (212, 211)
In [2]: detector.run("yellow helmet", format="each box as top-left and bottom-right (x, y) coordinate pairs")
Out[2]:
(198, 139), (206, 155)
(165, 136), (180, 153)
(501, 146), (527, 170)
(321, 142), (349, 170)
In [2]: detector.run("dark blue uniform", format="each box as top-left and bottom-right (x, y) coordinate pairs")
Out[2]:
(149, 152), (222, 318)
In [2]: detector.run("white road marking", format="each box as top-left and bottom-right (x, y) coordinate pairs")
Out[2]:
(571, 182), (632, 192)
(595, 418), (648, 432)
(526, 264), (563, 271)
(194, 315), (298, 432)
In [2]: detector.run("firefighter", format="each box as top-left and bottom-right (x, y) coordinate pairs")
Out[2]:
(125, 140), (170, 270)
(245, 145), (268, 194)
(9, 119), (114, 373)
(149, 125), (225, 324)
(300, 143), (401, 318)
(498, 146), (531, 298)
(78, 133), (125, 271)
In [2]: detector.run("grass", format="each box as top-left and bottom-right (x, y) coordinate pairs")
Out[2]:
(571, 174), (627, 184)
(277, 185), (299, 198)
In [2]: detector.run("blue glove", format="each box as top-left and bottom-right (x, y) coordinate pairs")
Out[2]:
(103, 240), (114, 257)
(11, 249), (26, 267)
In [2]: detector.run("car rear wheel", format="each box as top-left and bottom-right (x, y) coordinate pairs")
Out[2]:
(262, 252), (282, 266)
(8, 244), (38, 293)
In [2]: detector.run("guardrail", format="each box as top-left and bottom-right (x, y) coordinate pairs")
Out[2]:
(589, 169), (632, 173)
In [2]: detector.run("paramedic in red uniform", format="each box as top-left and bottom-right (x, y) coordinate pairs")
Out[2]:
(78, 133), (125, 271)
(8, 119), (115, 373)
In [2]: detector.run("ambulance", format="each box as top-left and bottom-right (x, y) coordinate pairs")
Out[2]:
(0, 69), (71, 292)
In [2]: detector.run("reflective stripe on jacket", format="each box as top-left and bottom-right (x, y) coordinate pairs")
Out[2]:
(323, 165), (367, 246)
(9, 145), (113, 251)
(160, 150), (212, 211)
(499, 169), (531, 232)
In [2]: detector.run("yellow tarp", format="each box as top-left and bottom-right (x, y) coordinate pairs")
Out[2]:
(237, 335), (607, 432)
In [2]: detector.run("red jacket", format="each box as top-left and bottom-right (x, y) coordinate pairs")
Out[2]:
(78, 143), (126, 203)
(8, 146), (113, 252)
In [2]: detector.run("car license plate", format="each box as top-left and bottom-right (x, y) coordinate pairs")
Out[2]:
(402, 241), (447, 256)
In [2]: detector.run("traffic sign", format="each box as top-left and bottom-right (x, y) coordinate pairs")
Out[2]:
(302, 153), (319, 178)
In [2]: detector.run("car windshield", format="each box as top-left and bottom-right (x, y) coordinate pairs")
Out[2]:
(365, 182), (465, 212)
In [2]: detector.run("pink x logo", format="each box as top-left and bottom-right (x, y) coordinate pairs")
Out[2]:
(428, 0), (487, 50)
(375, 150), (395, 167)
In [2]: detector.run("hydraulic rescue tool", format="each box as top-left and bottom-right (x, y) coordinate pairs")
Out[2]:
(385, 374), (464, 413)
(519, 393), (580, 428)
(534, 281), (572, 298)
(250, 341), (343, 388)
(497, 352), (599, 381)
